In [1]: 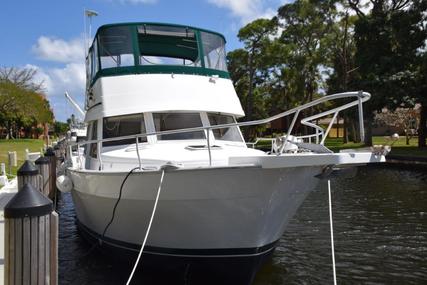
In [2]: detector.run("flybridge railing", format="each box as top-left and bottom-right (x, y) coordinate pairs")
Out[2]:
(69, 91), (370, 169)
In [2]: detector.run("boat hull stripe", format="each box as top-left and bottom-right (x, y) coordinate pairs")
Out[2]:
(78, 220), (278, 257)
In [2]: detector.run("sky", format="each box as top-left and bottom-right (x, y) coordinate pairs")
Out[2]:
(0, 0), (289, 122)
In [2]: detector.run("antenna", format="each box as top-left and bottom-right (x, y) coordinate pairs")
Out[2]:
(83, 9), (99, 53)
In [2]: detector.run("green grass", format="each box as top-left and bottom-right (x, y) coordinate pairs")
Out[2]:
(0, 139), (45, 176)
(325, 136), (427, 158)
(252, 135), (426, 158)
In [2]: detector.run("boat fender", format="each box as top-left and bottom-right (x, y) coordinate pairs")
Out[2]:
(56, 175), (73, 193)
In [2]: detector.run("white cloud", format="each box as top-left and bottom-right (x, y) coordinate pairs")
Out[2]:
(207, 0), (277, 24)
(49, 63), (86, 92)
(29, 35), (87, 120)
(32, 36), (85, 63)
(25, 62), (86, 121)
(24, 64), (54, 94)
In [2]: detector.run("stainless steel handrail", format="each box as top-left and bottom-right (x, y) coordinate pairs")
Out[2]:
(70, 91), (370, 169)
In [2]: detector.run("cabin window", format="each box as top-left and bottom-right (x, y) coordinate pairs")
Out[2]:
(86, 55), (91, 88)
(200, 32), (227, 71)
(153, 113), (205, 140)
(137, 25), (201, 67)
(87, 44), (99, 84)
(91, 40), (99, 79)
(208, 113), (242, 142)
(98, 26), (134, 69)
(103, 114), (147, 146)
(89, 121), (98, 158)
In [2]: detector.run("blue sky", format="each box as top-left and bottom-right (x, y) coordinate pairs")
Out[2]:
(0, 0), (287, 122)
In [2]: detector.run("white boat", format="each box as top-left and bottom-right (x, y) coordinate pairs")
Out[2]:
(64, 22), (386, 284)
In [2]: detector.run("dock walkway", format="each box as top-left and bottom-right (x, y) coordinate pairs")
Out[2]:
(0, 179), (18, 282)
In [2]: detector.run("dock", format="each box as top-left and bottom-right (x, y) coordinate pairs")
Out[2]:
(0, 146), (60, 285)
(0, 179), (18, 281)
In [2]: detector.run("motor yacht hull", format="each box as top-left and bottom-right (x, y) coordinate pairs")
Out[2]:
(69, 166), (321, 250)
(68, 165), (322, 281)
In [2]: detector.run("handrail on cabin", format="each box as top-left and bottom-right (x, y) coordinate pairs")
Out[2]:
(69, 91), (370, 169)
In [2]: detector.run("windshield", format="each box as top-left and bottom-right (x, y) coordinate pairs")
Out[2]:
(200, 32), (227, 71)
(138, 25), (201, 66)
(153, 113), (205, 140)
(207, 113), (242, 142)
(88, 24), (229, 84)
(103, 113), (147, 146)
(98, 26), (134, 69)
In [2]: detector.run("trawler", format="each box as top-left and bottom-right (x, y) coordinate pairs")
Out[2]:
(63, 22), (386, 284)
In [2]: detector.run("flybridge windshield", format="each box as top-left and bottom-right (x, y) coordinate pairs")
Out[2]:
(87, 24), (228, 83)
(137, 25), (201, 66)
(98, 26), (134, 69)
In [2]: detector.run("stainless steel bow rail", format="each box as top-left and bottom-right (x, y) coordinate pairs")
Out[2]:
(69, 91), (370, 169)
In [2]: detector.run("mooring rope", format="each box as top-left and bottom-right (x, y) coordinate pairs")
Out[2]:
(328, 179), (337, 285)
(126, 169), (166, 285)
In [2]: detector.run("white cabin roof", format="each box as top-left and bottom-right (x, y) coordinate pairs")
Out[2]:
(85, 74), (245, 121)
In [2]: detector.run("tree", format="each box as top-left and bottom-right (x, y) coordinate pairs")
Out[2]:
(227, 19), (278, 139)
(415, 51), (427, 147)
(349, 0), (427, 145)
(324, 7), (362, 143)
(0, 67), (45, 93)
(237, 18), (278, 123)
(278, 0), (337, 104)
(227, 48), (269, 137)
(374, 107), (420, 145)
(53, 121), (69, 137)
(0, 74), (53, 139)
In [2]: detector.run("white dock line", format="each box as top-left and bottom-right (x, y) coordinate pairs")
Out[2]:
(126, 169), (165, 285)
(328, 179), (337, 285)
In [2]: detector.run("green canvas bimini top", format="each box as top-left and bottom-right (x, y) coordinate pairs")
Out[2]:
(87, 22), (230, 86)
(95, 22), (226, 42)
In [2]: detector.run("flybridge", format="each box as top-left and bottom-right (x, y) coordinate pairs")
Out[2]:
(86, 22), (230, 87)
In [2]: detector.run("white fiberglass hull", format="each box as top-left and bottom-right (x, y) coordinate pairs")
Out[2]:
(69, 165), (322, 255)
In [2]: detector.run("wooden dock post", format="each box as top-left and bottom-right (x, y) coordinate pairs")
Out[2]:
(7, 151), (17, 176)
(35, 157), (51, 197)
(60, 141), (66, 159)
(4, 183), (58, 285)
(17, 160), (41, 192)
(53, 145), (61, 160)
(44, 148), (56, 199)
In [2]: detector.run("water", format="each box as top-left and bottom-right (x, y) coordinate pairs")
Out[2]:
(57, 166), (427, 284)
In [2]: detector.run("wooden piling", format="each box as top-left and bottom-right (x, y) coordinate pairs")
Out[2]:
(44, 148), (56, 199)
(60, 141), (66, 159)
(53, 145), (61, 161)
(50, 212), (58, 285)
(35, 157), (51, 197)
(17, 160), (41, 192)
(4, 183), (58, 285)
(8, 151), (17, 175)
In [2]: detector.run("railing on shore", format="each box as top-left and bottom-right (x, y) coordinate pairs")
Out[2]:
(69, 91), (370, 169)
